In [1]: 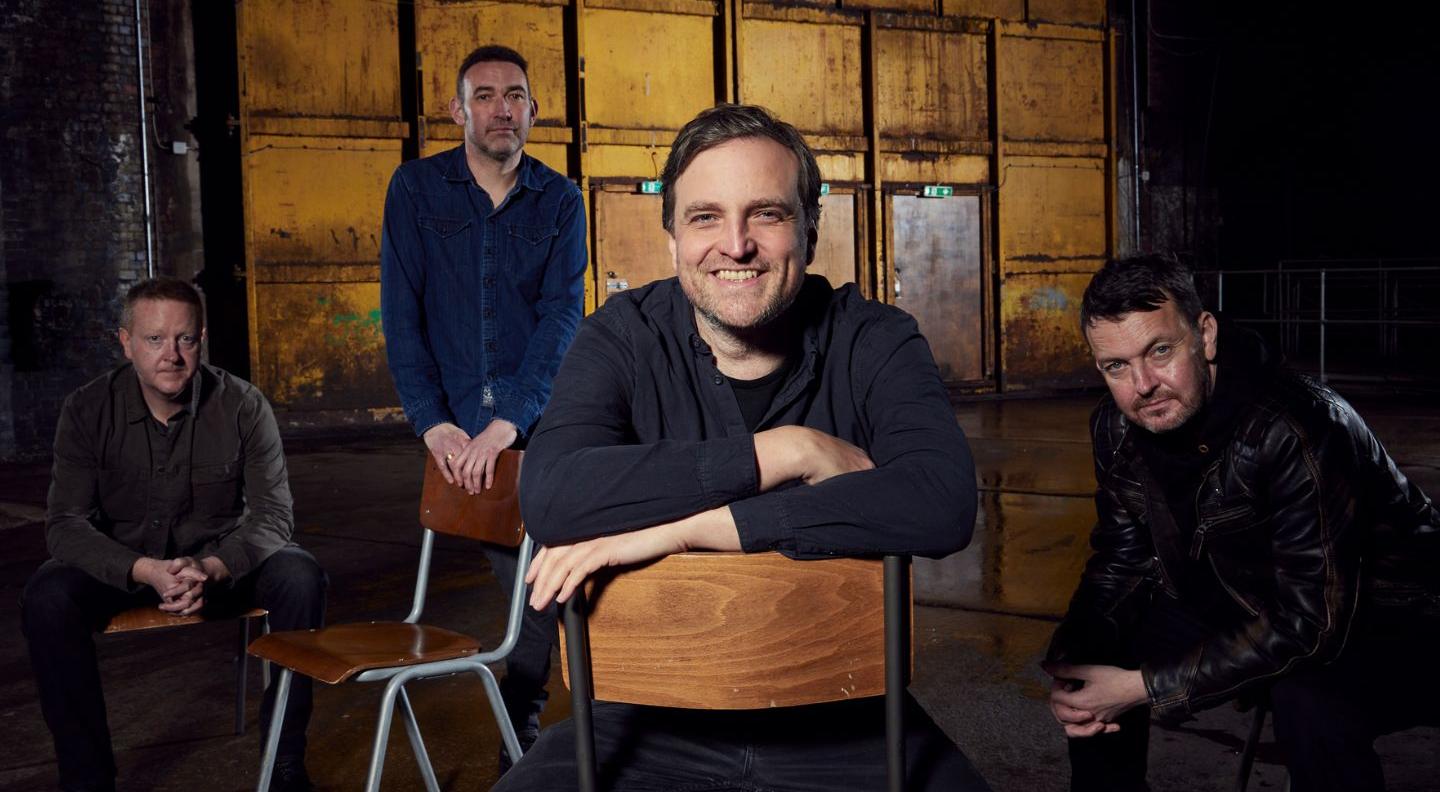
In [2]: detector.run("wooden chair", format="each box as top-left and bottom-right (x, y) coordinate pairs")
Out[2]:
(103, 605), (269, 735)
(248, 450), (532, 792)
(560, 552), (912, 792)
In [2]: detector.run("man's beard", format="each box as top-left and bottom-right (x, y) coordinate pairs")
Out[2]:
(1131, 351), (1212, 433)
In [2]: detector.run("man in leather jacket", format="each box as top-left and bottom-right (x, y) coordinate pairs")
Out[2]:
(1043, 255), (1439, 791)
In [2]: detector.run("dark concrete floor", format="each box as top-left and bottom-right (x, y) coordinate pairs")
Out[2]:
(2, 392), (1437, 791)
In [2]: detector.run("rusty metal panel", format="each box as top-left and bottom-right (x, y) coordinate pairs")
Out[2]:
(940, 0), (1023, 20)
(252, 282), (391, 409)
(998, 155), (1104, 274)
(876, 28), (988, 141)
(999, 33), (1103, 143)
(844, 0), (935, 12)
(585, 8), (717, 130)
(585, 144), (672, 178)
(239, 0), (400, 120)
(891, 194), (984, 382)
(740, 19), (863, 137)
(999, 272), (1094, 389)
(881, 153), (989, 185)
(595, 191), (673, 297)
(1026, 0), (1105, 27)
(816, 152), (866, 183)
(245, 136), (400, 264)
(416, 0), (568, 126)
(812, 193), (857, 287)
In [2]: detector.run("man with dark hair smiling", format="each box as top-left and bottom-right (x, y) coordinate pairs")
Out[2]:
(1044, 255), (1440, 791)
(495, 103), (990, 792)
(21, 277), (325, 792)
(380, 43), (586, 768)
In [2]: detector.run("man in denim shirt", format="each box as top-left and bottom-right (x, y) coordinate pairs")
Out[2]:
(379, 44), (586, 767)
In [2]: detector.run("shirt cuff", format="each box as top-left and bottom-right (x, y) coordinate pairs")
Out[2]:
(103, 547), (146, 593)
(406, 400), (454, 438)
(730, 493), (790, 553)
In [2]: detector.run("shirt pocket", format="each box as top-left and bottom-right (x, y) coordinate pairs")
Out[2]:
(503, 222), (559, 291)
(191, 460), (242, 517)
(418, 215), (473, 268)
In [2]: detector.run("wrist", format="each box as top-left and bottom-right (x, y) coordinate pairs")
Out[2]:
(130, 557), (156, 586)
(755, 426), (809, 490)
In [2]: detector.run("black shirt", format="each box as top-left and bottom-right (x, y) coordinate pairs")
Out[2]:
(518, 276), (977, 559)
(728, 356), (797, 433)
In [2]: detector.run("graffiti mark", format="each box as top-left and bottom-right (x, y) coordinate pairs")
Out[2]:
(270, 228), (292, 239)
(1023, 287), (1069, 312)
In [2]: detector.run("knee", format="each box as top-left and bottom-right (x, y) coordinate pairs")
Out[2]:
(251, 547), (327, 609)
(20, 563), (91, 636)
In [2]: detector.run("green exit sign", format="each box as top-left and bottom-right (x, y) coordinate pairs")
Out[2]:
(639, 180), (663, 194)
(820, 183), (831, 196)
(922, 185), (953, 198)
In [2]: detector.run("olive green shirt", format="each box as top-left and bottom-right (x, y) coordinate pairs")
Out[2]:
(45, 363), (294, 591)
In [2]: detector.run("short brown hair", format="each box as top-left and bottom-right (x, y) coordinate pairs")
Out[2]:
(660, 104), (822, 240)
(121, 277), (205, 330)
(455, 45), (530, 99)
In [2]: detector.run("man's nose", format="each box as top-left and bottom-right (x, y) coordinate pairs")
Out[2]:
(719, 218), (756, 261)
(1131, 363), (1158, 396)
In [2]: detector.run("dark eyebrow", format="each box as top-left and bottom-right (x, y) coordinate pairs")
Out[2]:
(681, 201), (723, 217)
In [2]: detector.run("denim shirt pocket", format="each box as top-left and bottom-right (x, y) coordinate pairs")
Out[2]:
(504, 223), (559, 290)
(418, 215), (473, 269)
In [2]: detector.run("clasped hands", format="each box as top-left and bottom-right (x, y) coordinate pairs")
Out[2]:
(1041, 661), (1150, 738)
(425, 419), (518, 494)
(131, 555), (231, 617)
(524, 425), (875, 612)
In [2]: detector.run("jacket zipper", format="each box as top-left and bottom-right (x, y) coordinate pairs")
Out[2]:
(1189, 459), (1224, 560)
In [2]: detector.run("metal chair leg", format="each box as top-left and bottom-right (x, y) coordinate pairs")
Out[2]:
(883, 555), (910, 792)
(261, 615), (271, 689)
(563, 593), (598, 792)
(366, 673), (409, 792)
(398, 685), (441, 792)
(1236, 703), (1267, 792)
(236, 616), (251, 735)
(474, 662), (523, 765)
(255, 668), (293, 792)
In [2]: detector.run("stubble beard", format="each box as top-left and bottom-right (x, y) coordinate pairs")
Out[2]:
(1132, 349), (1212, 434)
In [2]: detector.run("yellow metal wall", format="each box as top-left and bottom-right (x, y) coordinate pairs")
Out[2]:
(236, 0), (1111, 415)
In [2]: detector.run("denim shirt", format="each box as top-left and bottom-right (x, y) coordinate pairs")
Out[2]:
(380, 147), (587, 438)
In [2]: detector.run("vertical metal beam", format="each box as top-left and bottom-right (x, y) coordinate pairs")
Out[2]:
(134, 0), (155, 278)
(861, 11), (884, 302)
(1105, 25), (1118, 257)
(234, 0), (262, 382)
(568, 0), (596, 313)
(988, 18), (1005, 391)
(563, 592), (598, 792)
(724, 0), (740, 103)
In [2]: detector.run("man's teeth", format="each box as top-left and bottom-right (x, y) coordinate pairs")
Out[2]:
(715, 270), (759, 281)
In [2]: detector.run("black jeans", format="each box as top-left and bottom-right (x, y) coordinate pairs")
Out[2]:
(1067, 593), (1440, 792)
(481, 541), (556, 742)
(492, 695), (992, 792)
(20, 546), (326, 792)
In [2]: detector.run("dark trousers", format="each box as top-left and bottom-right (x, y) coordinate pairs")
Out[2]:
(481, 541), (556, 743)
(1067, 593), (1440, 792)
(492, 695), (992, 792)
(20, 547), (326, 792)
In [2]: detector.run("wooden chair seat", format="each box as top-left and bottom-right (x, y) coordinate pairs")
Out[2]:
(248, 622), (481, 685)
(103, 605), (269, 634)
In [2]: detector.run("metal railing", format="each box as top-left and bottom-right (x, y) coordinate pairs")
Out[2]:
(1197, 260), (1440, 384)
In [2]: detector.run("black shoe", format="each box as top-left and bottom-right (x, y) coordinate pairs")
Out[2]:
(272, 761), (316, 792)
(497, 727), (540, 776)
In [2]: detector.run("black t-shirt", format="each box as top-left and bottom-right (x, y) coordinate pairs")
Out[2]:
(727, 357), (796, 432)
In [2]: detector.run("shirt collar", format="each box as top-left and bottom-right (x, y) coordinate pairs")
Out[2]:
(672, 277), (826, 372)
(442, 146), (541, 193)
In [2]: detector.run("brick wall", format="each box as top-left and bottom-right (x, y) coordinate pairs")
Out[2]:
(0, 0), (199, 460)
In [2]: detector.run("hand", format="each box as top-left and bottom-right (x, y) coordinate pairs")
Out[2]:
(454, 418), (518, 493)
(754, 426), (874, 490)
(132, 556), (208, 616)
(523, 507), (742, 611)
(1042, 662), (1149, 738)
(524, 524), (690, 611)
(423, 422), (471, 486)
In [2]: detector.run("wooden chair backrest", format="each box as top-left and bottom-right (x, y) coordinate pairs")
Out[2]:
(559, 551), (903, 709)
(418, 450), (524, 546)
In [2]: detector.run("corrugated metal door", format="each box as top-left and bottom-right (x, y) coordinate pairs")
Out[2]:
(236, 0), (407, 414)
(891, 194), (984, 382)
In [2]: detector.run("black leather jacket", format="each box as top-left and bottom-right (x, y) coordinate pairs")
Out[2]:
(1048, 334), (1438, 719)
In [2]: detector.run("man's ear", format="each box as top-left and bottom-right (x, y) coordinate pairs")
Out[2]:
(118, 327), (134, 361)
(668, 234), (678, 273)
(1198, 311), (1218, 362)
(805, 226), (818, 268)
(449, 96), (466, 127)
(529, 97), (539, 126)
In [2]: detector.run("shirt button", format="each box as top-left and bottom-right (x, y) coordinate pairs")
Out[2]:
(712, 375), (723, 385)
(484, 309), (495, 318)
(484, 277), (495, 287)
(486, 341), (497, 351)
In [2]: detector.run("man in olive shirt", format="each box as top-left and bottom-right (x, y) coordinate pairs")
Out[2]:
(19, 278), (325, 792)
